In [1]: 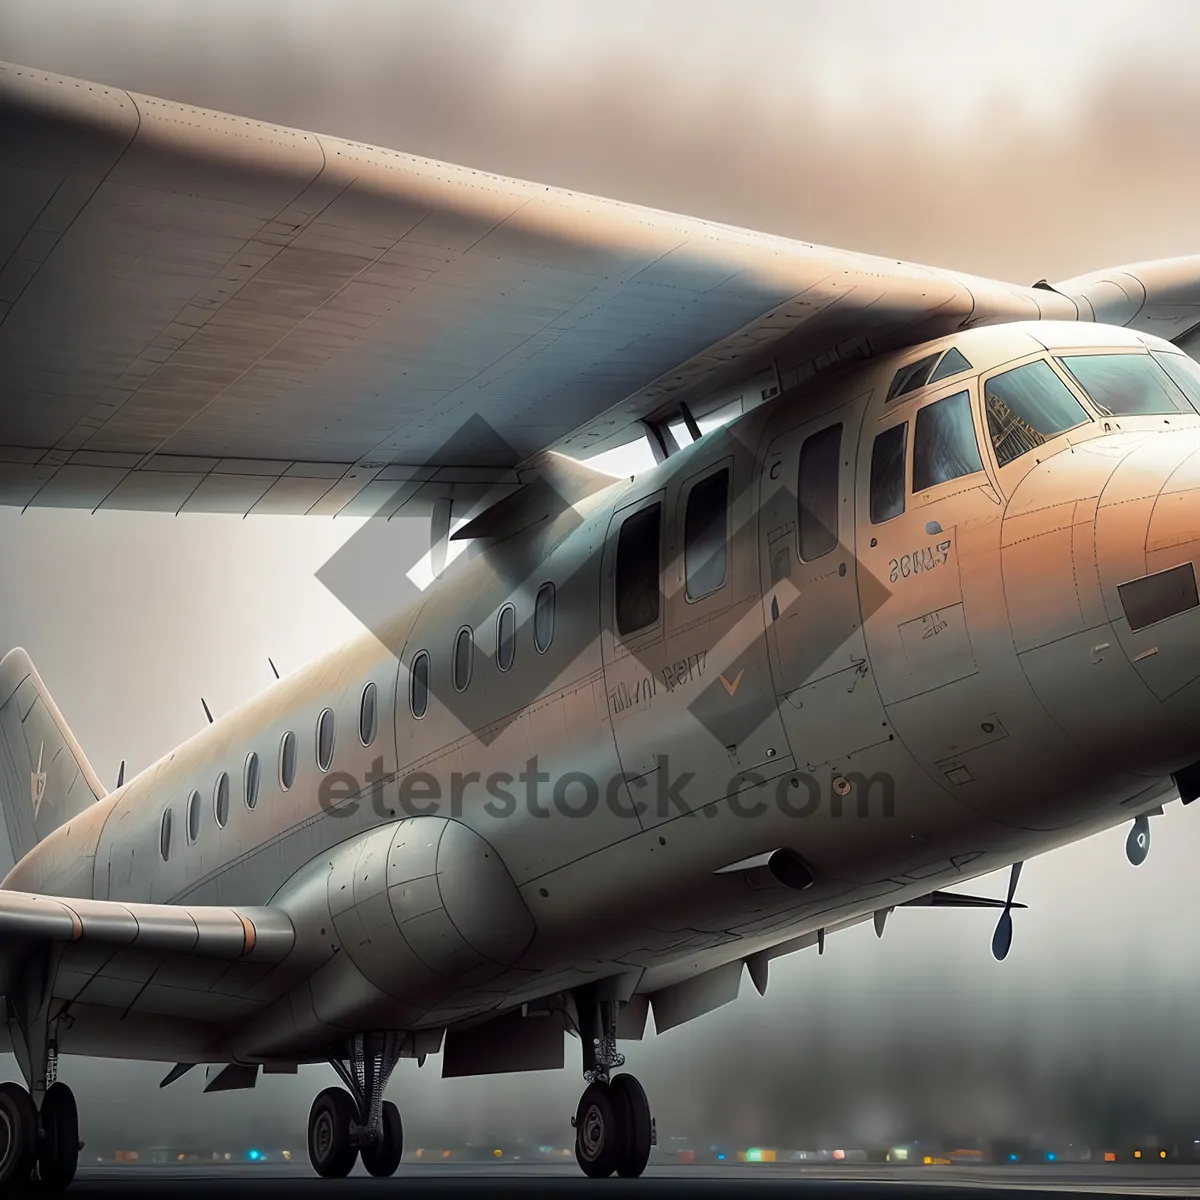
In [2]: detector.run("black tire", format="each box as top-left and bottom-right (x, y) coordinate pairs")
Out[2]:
(360, 1101), (403, 1178)
(36, 1081), (79, 1191)
(307, 1087), (358, 1179)
(609, 1073), (652, 1178)
(574, 1080), (620, 1179)
(0, 1082), (37, 1187)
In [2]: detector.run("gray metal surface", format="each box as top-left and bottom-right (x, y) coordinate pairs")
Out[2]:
(5, 61), (1200, 517)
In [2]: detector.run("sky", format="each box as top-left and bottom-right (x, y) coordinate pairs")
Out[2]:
(3, 0), (1200, 1154)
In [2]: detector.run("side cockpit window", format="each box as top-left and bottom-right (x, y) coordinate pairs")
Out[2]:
(887, 353), (940, 401)
(869, 424), (907, 524)
(913, 390), (983, 492)
(983, 359), (1089, 468)
(798, 424), (841, 559)
(1059, 352), (1193, 416)
(927, 346), (973, 386)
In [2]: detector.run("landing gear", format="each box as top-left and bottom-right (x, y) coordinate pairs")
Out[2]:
(308, 1032), (405, 1179)
(0, 1082), (36, 1187)
(571, 989), (654, 1179)
(36, 1081), (79, 1190)
(360, 1101), (403, 1177)
(0, 1078), (78, 1191)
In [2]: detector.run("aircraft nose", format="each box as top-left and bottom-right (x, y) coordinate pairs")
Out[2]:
(1005, 430), (1200, 778)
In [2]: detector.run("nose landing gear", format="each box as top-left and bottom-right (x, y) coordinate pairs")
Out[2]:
(571, 990), (654, 1178)
(307, 1032), (404, 1180)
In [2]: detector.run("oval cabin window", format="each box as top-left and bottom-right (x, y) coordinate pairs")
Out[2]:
(244, 751), (260, 809)
(496, 604), (516, 672)
(280, 731), (297, 790)
(316, 708), (335, 771)
(359, 681), (378, 746)
(214, 772), (230, 829)
(186, 790), (201, 843)
(453, 627), (473, 692)
(534, 583), (555, 653)
(410, 651), (430, 719)
(160, 808), (172, 862)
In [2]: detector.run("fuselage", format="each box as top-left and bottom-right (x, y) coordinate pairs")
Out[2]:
(10, 318), (1200, 1061)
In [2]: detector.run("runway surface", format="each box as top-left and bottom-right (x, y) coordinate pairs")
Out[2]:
(33, 1162), (1200, 1199)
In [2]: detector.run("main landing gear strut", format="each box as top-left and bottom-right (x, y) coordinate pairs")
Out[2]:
(308, 1032), (404, 1179)
(571, 989), (654, 1179)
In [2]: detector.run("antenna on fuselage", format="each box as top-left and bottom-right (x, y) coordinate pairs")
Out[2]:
(115, 760), (125, 789)
(201, 698), (214, 725)
(268, 657), (280, 680)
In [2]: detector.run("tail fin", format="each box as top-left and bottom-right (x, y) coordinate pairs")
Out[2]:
(0, 649), (105, 869)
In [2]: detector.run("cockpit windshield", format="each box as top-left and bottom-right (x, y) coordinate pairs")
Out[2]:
(1058, 352), (1195, 417)
(1150, 350), (1200, 412)
(983, 359), (1090, 468)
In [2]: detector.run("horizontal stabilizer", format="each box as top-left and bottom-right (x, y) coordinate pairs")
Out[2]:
(901, 889), (1027, 910)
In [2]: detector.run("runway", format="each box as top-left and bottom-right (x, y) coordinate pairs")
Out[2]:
(36, 1162), (1200, 1199)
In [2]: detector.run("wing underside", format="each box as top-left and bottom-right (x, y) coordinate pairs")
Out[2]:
(6, 60), (1163, 520)
(3, 61), (1200, 518)
(0, 889), (296, 1057)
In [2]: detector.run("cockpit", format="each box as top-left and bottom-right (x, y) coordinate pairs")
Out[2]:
(866, 321), (1200, 525)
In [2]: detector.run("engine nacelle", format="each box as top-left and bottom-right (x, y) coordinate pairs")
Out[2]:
(270, 817), (535, 1034)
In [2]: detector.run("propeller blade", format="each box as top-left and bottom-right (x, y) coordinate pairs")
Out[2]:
(1005, 861), (1023, 906)
(1126, 815), (1150, 867)
(992, 909), (1014, 962)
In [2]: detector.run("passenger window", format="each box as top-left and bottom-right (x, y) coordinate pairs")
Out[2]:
(1151, 351), (1200, 411)
(244, 751), (260, 809)
(453, 626), (473, 691)
(496, 604), (516, 671)
(160, 808), (172, 862)
(1059, 353), (1193, 416)
(534, 584), (555, 653)
(186, 789), (201, 843)
(214, 772), (230, 829)
(984, 359), (1089, 467)
(797, 424), (841, 561)
(913, 390), (984, 493)
(928, 346), (973, 385)
(684, 470), (728, 600)
(279, 731), (297, 790)
(869, 424), (907, 524)
(615, 505), (661, 635)
(316, 708), (335, 771)
(887, 353), (940, 401)
(359, 682), (378, 746)
(410, 651), (430, 719)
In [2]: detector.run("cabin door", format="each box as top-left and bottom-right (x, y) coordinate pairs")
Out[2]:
(759, 394), (887, 770)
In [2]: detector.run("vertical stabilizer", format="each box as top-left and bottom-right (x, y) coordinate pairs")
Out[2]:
(0, 649), (104, 870)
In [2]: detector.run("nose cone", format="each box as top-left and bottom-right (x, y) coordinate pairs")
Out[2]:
(1006, 429), (1200, 779)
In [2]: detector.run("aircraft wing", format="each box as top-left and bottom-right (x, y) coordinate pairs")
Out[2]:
(0, 889), (297, 1046)
(4, 61), (1200, 517)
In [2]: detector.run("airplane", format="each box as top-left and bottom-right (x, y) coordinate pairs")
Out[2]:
(1, 57), (1200, 1189)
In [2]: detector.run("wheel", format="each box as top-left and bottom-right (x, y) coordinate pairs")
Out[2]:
(360, 1101), (403, 1178)
(307, 1087), (358, 1179)
(574, 1080), (620, 1178)
(0, 1081), (37, 1187)
(36, 1081), (79, 1190)
(609, 1073), (652, 1178)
